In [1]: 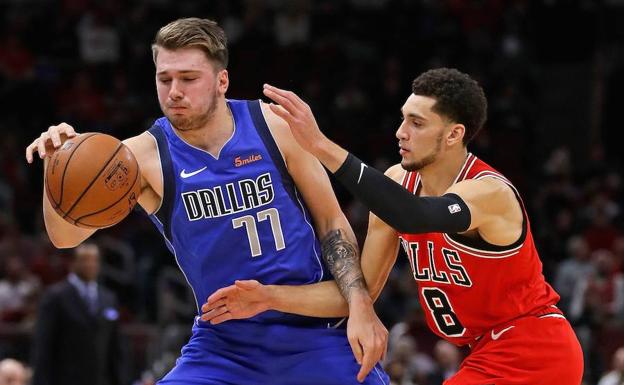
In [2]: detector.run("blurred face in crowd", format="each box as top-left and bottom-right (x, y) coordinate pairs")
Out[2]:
(155, 47), (229, 131)
(3, 256), (25, 282)
(567, 236), (590, 261)
(434, 340), (460, 369)
(395, 94), (464, 172)
(0, 359), (27, 385)
(72, 244), (100, 282)
(614, 347), (624, 372)
(593, 250), (615, 276)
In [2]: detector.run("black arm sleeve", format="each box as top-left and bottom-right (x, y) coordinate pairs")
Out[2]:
(333, 153), (471, 234)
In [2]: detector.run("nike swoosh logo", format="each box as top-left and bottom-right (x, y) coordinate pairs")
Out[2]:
(358, 163), (368, 184)
(180, 166), (207, 179)
(491, 325), (514, 340)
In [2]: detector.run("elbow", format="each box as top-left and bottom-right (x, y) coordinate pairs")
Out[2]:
(47, 234), (82, 249)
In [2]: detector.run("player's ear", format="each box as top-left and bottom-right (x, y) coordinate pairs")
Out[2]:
(446, 123), (465, 146)
(217, 69), (229, 95)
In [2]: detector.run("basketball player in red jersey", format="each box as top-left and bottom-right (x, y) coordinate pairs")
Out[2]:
(202, 68), (584, 384)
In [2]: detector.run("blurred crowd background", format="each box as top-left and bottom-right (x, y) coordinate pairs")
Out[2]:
(1, 0), (623, 384)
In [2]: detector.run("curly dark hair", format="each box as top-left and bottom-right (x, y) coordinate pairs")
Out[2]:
(411, 68), (487, 145)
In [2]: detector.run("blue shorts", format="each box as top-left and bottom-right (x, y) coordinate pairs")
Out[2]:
(158, 317), (389, 385)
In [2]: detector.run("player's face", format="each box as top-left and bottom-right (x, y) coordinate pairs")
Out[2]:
(395, 94), (450, 171)
(155, 47), (229, 131)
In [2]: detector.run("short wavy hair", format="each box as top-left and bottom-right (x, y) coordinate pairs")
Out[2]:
(152, 18), (228, 70)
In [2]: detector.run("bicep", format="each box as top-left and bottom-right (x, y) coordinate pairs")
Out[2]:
(447, 178), (523, 243)
(123, 133), (162, 214)
(446, 179), (503, 229)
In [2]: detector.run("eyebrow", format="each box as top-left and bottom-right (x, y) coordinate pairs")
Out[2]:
(400, 108), (427, 121)
(156, 70), (202, 76)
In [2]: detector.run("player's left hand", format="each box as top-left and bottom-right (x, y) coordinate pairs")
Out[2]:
(347, 292), (388, 383)
(201, 280), (271, 324)
(262, 84), (326, 155)
(263, 84), (349, 173)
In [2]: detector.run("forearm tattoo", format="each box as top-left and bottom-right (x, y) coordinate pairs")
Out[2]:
(321, 229), (367, 303)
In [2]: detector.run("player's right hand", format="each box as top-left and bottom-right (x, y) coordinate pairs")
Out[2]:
(201, 280), (272, 324)
(25, 123), (78, 163)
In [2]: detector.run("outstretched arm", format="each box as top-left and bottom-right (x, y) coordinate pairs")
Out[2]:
(202, 210), (399, 382)
(202, 156), (402, 320)
(26, 125), (161, 249)
(26, 124), (96, 248)
(202, 207), (399, 318)
(262, 84), (523, 246)
(260, 99), (370, 309)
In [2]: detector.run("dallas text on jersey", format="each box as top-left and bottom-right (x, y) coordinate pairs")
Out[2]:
(181, 172), (274, 220)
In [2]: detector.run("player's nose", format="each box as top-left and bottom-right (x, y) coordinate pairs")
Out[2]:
(395, 123), (408, 140)
(169, 80), (184, 100)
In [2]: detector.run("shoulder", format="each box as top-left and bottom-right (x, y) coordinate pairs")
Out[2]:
(450, 176), (516, 203)
(384, 163), (406, 182)
(122, 132), (160, 178)
(260, 101), (292, 139)
(260, 100), (288, 130)
(258, 101), (299, 160)
(122, 132), (157, 160)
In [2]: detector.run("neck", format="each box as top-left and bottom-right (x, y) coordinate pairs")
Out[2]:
(174, 98), (233, 156)
(418, 147), (468, 196)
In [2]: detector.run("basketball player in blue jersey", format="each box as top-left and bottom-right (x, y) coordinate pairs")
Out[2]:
(25, 18), (389, 385)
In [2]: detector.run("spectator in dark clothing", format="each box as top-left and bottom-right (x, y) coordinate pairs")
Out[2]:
(32, 242), (126, 385)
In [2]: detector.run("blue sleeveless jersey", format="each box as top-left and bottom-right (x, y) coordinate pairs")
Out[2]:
(147, 99), (389, 385)
(147, 99), (331, 323)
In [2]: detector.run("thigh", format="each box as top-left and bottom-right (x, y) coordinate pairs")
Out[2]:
(271, 327), (389, 385)
(276, 347), (388, 385)
(157, 329), (269, 385)
(445, 316), (583, 385)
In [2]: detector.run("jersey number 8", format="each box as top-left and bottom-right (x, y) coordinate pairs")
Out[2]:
(422, 287), (465, 337)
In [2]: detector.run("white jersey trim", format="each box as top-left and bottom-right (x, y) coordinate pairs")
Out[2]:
(443, 167), (526, 258)
(538, 314), (566, 319)
(151, 214), (200, 312)
(145, 131), (165, 216)
(400, 169), (409, 187)
(453, 153), (477, 184)
(258, 102), (325, 281)
(442, 233), (523, 258)
(373, 366), (390, 385)
(169, 101), (237, 160)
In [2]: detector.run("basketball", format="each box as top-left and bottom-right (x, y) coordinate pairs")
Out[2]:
(45, 133), (141, 229)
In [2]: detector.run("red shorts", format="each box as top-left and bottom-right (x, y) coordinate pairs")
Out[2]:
(444, 313), (583, 385)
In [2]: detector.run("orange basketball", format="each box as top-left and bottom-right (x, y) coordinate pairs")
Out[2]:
(45, 133), (141, 229)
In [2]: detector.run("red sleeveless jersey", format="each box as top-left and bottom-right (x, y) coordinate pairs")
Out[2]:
(398, 153), (561, 346)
